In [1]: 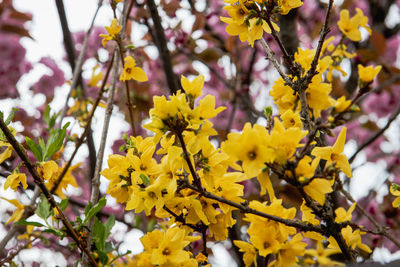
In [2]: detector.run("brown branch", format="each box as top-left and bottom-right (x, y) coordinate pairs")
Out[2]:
(304, 0), (334, 85)
(146, 0), (181, 94)
(0, 118), (98, 266)
(349, 103), (400, 164)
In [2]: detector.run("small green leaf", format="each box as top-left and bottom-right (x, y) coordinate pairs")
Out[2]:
(59, 198), (69, 211)
(25, 137), (43, 162)
(139, 174), (150, 186)
(104, 215), (115, 238)
(264, 106), (273, 118)
(93, 217), (106, 251)
(15, 220), (45, 227)
(147, 218), (156, 232)
(42, 228), (64, 237)
(5, 108), (17, 125)
(36, 196), (51, 220)
(84, 197), (107, 223)
(44, 122), (70, 160)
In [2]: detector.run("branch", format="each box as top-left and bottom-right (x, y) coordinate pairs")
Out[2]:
(146, 0), (181, 94)
(304, 0), (334, 84)
(0, 119), (98, 266)
(260, 38), (293, 86)
(349, 103), (400, 164)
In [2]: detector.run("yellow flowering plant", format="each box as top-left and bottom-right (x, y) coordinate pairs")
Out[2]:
(1, 0), (399, 266)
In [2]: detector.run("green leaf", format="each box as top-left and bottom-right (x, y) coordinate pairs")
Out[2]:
(42, 228), (64, 237)
(59, 198), (69, 211)
(35, 196), (51, 220)
(44, 122), (70, 160)
(93, 217), (106, 251)
(139, 174), (150, 186)
(43, 106), (50, 126)
(84, 197), (107, 223)
(147, 218), (156, 232)
(25, 137), (43, 162)
(104, 214), (115, 237)
(5, 108), (17, 125)
(15, 219), (45, 227)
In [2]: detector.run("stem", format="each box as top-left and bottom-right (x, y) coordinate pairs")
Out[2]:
(260, 38), (293, 86)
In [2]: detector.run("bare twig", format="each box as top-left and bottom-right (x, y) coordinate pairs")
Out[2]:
(304, 0), (334, 85)
(260, 38), (292, 86)
(58, 1), (103, 125)
(349, 103), (400, 164)
(146, 0), (181, 94)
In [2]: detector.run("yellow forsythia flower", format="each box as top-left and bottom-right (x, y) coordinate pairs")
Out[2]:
(390, 183), (400, 208)
(303, 178), (334, 205)
(119, 56), (148, 82)
(311, 127), (352, 177)
(335, 202), (356, 223)
(4, 171), (27, 191)
(278, 0), (303, 15)
(358, 64), (382, 83)
(338, 8), (370, 42)
(0, 197), (25, 224)
(181, 74), (204, 99)
(99, 19), (122, 46)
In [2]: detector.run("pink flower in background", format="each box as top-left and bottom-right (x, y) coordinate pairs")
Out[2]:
(0, 35), (32, 99)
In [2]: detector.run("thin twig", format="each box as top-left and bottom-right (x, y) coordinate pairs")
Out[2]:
(146, 0), (181, 94)
(0, 118), (98, 266)
(58, 1), (103, 125)
(260, 38), (292, 86)
(304, 0), (334, 85)
(349, 103), (400, 164)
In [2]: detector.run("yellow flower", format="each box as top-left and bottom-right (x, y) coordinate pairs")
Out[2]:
(281, 109), (302, 129)
(269, 118), (307, 164)
(99, 18), (122, 46)
(37, 161), (79, 198)
(306, 241), (345, 266)
(390, 183), (400, 208)
(300, 200), (319, 225)
(0, 197), (25, 225)
(270, 77), (296, 114)
(328, 225), (372, 253)
(4, 171), (27, 191)
(0, 145), (12, 164)
(119, 56), (148, 82)
(358, 64), (382, 84)
(275, 233), (307, 267)
(335, 202), (356, 223)
(233, 240), (257, 267)
(222, 123), (274, 178)
(295, 156), (320, 181)
(181, 74), (204, 100)
(333, 96), (352, 113)
(278, 0), (303, 15)
(88, 64), (104, 87)
(306, 74), (333, 118)
(338, 8), (370, 42)
(143, 227), (199, 266)
(303, 178), (334, 205)
(311, 127), (352, 177)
